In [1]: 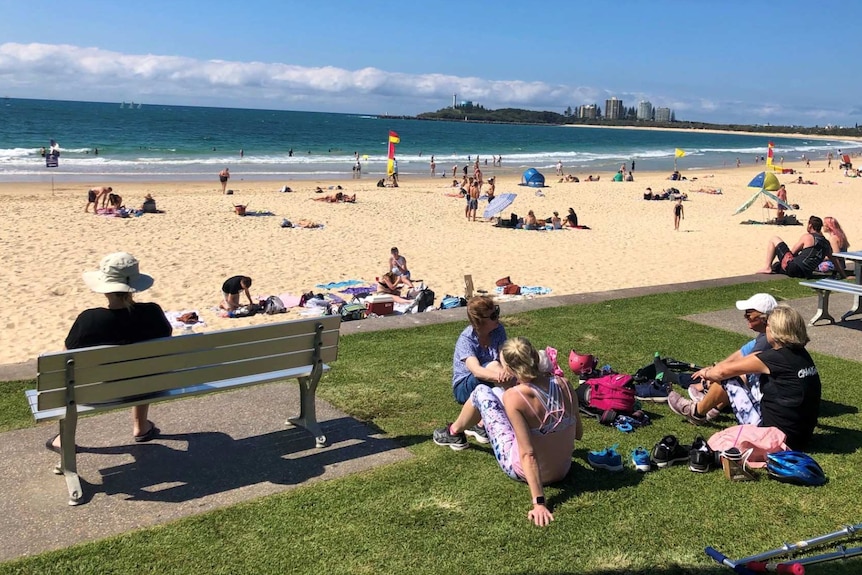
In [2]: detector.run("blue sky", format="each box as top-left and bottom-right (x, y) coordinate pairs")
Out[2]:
(0, 0), (858, 126)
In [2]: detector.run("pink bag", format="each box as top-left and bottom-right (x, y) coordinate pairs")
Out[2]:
(707, 425), (788, 469)
(587, 374), (636, 414)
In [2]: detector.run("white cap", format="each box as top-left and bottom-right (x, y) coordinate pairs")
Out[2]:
(735, 293), (777, 314)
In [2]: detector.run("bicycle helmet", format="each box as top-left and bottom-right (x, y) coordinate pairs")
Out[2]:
(569, 350), (598, 375)
(766, 451), (827, 486)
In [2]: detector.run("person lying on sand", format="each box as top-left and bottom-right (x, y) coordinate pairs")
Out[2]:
(313, 192), (356, 203)
(690, 188), (722, 194)
(795, 176), (817, 185)
(296, 219), (323, 228)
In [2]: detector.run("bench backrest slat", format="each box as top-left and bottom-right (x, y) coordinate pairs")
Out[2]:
(37, 349), (333, 408)
(38, 316), (340, 375)
(36, 316), (340, 411)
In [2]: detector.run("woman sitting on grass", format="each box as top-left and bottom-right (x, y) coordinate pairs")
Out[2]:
(434, 336), (582, 527)
(688, 305), (821, 450)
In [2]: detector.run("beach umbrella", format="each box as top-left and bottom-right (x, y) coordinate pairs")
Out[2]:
(483, 193), (517, 219)
(734, 172), (791, 215)
(747, 171), (781, 191)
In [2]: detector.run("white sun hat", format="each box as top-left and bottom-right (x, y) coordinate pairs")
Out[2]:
(82, 252), (154, 293)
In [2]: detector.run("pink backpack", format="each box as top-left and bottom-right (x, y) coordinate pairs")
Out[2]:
(587, 374), (636, 414)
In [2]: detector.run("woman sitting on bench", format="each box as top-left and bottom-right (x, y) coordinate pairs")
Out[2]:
(47, 253), (172, 453)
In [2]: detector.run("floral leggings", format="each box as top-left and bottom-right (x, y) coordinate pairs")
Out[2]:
(471, 385), (522, 481)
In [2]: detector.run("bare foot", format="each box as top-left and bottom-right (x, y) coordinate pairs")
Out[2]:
(755, 268), (775, 275)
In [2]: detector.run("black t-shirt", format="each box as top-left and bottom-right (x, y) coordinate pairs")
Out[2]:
(65, 302), (172, 349)
(222, 276), (248, 294)
(758, 346), (821, 450)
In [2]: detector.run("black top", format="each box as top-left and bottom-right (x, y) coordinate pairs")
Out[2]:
(758, 346), (821, 449)
(222, 275), (249, 294)
(789, 234), (831, 278)
(65, 302), (172, 349)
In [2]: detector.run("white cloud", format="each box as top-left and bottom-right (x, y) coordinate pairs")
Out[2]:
(0, 42), (853, 125)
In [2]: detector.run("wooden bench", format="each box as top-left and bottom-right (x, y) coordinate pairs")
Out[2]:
(798, 279), (862, 325)
(27, 315), (341, 505)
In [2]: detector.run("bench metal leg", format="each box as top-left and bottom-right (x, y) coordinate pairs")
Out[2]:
(55, 416), (83, 506)
(288, 372), (327, 447)
(840, 293), (862, 322)
(809, 289), (835, 326)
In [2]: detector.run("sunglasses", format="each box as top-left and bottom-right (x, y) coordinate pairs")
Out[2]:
(743, 310), (765, 320)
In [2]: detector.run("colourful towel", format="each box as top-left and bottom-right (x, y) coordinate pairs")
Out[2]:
(316, 280), (364, 290)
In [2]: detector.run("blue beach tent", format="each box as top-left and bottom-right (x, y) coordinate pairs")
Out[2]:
(520, 168), (546, 188)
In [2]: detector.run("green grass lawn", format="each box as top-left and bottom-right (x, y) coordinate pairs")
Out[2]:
(3, 279), (862, 574)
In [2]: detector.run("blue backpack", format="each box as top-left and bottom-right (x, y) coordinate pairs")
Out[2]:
(440, 295), (466, 309)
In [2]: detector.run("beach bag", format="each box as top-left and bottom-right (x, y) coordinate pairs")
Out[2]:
(339, 302), (366, 321)
(440, 295), (465, 309)
(263, 295), (286, 315)
(416, 288), (435, 312)
(586, 373), (636, 414)
(707, 425), (788, 469)
(503, 284), (521, 295)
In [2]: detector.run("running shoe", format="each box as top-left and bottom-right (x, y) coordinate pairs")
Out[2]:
(667, 391), (707, 425)
(689, 435), (717, 473)
(433, 424), (468, 451)
(635, 380), (670, 402)
(631, 447), (652, 472)
(464, 424), (490, 444)
(650, 435), (690, 468)
(588, 445), (624, 472)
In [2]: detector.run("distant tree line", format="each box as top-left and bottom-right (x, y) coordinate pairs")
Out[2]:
(411, 105), (861, 137)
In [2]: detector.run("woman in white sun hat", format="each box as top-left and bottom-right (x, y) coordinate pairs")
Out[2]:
(46, 253), (172, 453)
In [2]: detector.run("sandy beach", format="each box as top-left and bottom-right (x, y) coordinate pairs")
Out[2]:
(1, 158), (858, 366)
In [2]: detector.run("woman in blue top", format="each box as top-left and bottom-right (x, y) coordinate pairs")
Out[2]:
(451, 296), (509, 405)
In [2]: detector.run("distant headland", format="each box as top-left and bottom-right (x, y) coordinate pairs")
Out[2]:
(381, 104), (862, 138)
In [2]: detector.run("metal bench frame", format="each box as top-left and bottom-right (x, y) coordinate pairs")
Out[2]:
(28, 315), (340, 505)
(798, 279), (862, 325)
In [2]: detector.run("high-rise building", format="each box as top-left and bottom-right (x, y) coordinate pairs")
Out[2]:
(654, 107), (672, 122)
(578, 104), (598, 119)
(604, 97), (624, 120)
(637, 100), (653, 121)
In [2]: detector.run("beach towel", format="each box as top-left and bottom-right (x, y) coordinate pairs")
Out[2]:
(164, 310), (206, 330)
(277, 293), (303, 308)
(495, 286), (552, 296)
(316, 280), (364, 290)
(341, 285), (378, 296)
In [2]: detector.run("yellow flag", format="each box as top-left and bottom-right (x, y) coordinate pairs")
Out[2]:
(675, 148), (686, 158)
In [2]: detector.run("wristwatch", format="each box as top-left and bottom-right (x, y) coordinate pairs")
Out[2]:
(533, 496), (545, 505)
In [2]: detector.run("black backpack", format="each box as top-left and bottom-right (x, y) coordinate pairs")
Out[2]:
(416, 288), (435, 312)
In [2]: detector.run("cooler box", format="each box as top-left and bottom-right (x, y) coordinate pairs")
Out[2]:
(366, 294), (395, 316)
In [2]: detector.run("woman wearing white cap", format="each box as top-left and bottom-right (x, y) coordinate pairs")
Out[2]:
(46, 253), (172, 453)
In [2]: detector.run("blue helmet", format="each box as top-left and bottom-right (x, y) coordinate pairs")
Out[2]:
(766, 451), (827, 487)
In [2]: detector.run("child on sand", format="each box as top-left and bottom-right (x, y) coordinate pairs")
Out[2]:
(674, 198), (684, 231)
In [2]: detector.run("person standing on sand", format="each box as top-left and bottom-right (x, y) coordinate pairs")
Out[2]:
(86, 186), (112, 213)
(219, 168), (230, 194)
(430, 156), (436, 176)
(467, 178), (480, 222)
(674, 198), (684, 231)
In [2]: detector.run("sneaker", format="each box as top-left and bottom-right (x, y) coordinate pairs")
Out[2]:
(720, 447), (757, 481)
(631, 447), (652, 472)
(688, 385), (706, 403)
(433, 424), (469, 451)
(464, 424), (490, 444)
(667, 391), (707, 425)
(635, 379), (670, 402)
(689, 435), (717, 473)
(588, 445), (624, 471)
(651, 435), (690, 468)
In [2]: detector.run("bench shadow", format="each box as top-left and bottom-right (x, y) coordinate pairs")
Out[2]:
(78, 417), (405, 503)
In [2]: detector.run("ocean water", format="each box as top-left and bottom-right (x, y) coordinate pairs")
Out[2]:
(0, 97), (857, 183)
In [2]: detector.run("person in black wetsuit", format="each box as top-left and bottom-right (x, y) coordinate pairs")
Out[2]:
(757, 215), (832, 278)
